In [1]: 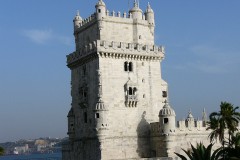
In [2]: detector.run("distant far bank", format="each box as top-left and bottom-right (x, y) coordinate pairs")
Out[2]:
(0, 137), (67, 156)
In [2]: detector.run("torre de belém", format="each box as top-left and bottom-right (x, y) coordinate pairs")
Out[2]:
(62, 1), (218, 160)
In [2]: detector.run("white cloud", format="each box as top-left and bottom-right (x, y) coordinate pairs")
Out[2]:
(23, 29), (53, 44)
(172, 44), (240, 74)
(22, 29), (73, 46)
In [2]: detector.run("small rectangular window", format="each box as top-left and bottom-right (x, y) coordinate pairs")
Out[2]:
(98, 9), (101, 13)
(164, 118), (168, 124)
(162, 91), (167, 98)
(96, 113), (100, 118)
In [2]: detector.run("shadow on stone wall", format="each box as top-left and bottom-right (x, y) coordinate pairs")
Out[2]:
(137, 111), (151, 158)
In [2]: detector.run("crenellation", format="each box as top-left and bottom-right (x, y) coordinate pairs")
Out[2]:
(112, 11), (115, 17)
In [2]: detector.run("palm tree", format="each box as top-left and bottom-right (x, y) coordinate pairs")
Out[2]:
(175, 142), (222, 160)
(207, 102), (240, 147)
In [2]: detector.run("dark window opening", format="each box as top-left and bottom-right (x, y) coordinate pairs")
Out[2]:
(83, 65), (86, 75)
(129, 87), (133, 95)
(124, 62), (128, 71)
(162, 91), (167, 98)
(133, 87), (137, 95)
(96, 113), (100, 118)
(129, 62), (133, 72)
(98, 9), (101, 13)
(83, 91), (87, 98)
(84, 112), (87, 123)
(164, 118), (168, 124)
(124, 62), (133, 72)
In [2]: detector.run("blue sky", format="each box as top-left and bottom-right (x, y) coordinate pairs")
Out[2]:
(0, 0), (239, 142)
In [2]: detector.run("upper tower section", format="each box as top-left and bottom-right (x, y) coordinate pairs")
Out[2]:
(72, 0), (157, 51)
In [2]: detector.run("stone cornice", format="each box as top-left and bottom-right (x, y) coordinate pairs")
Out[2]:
(67, 40), (165, 68)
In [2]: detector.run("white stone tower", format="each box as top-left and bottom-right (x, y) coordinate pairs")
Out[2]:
(62, 1), (168, 159)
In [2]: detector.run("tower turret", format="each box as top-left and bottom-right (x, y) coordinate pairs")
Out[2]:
(145, 2), (155, 25)
(129, 0), (143, 20)
(145, 2), (155, 35)
(67, 107), (75, 141)
(95, 0), (106, 20)
(73, 10), (82, 31)
(202, 108), (207, 127)
(185, 110), (195, 128)
(94, 69), (109, 136)
(159, 101), (176, 135)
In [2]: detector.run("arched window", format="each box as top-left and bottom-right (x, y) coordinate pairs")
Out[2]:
(129, 62), (133, 72)
(124, 62), (133, 72)
(129, 87), (133, 95)
(124, 62), (128, 71)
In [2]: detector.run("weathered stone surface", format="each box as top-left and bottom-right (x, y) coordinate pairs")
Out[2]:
(62, 1), (220, 160)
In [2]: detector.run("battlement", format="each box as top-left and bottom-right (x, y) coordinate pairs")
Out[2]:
(150, 120), (207, 137)
(67, 40), (165, 66)
(74, 10), (152, 33)
(79, 14), (96, 27)
(177, 120), (206, 132)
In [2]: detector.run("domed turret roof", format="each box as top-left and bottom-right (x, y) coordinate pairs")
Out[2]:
(96, 0), (106, 7)
(145, 2), (153, 13)
(186, 110), (195, 121)
(129, 0), (142, 13)
(74, 11), (82, 21)
(159, 100), (176, 116)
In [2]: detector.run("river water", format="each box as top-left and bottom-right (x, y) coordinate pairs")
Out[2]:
(0, 153), (61, 160)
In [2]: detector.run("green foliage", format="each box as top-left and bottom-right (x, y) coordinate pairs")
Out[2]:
(0, 146), (4, 156)
(207, 102), (240, 147)
(175, 142), (222, 160)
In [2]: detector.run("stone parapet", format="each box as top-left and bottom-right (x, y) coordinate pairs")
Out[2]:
(67, 40), (165, 66)
(74, 10), (152, 33)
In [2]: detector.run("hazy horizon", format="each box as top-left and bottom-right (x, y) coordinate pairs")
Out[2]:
(0, 0), (240, 143)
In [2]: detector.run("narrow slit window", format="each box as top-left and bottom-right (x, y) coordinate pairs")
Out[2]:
(96, 113), (100, 119)
(124, 62), (128, 71)
(129, 62), (133, 72)
(129, 87), (133, 95)
(84, 112), (87, 123)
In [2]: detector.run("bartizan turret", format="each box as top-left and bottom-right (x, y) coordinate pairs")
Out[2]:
(73, 11), (82, 31)
(94, 69), (109, 137)
(95, 0), (106, 20)
(145, 2), (155, 34)
(159, 100), (176, 135)
(158, 100), (176, 158)
(67, 107), (75, 141)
